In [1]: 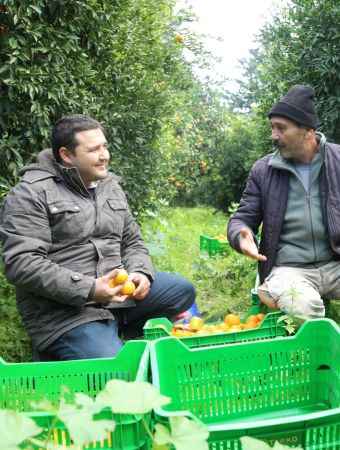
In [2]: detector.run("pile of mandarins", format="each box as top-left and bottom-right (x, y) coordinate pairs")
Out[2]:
(171, 313), (265, 337)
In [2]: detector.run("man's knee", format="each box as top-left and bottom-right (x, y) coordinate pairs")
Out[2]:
(154, 272), (195, 308)
(39, 320), (122, 361)
(260, 269), (325, 319)
(258, 288), (278, 309)
(274, 284), (325, 318)
(176, 276), (196, 307)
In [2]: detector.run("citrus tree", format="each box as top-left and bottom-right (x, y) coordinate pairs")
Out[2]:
(0, 0), (206, 215)
(235, 0), (340, 147)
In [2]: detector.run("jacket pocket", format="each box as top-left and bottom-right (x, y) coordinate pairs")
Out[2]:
(105, 198), (127, 235)
(107, 198), (128, 211)
(47, 201), (85, 242)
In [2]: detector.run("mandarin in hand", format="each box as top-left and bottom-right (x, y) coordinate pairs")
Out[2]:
(108, 269), (128, 288)
(120, 280), (136, 295)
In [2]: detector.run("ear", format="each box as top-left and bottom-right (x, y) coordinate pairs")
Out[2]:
(58, 146), (74, 165)
(306, 128), (316, 140)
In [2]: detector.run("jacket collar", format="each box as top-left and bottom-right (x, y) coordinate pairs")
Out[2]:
(20, 148), (118, 197)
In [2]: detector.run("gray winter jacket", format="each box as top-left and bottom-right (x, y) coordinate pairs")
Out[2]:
(0, 149), (154, 350)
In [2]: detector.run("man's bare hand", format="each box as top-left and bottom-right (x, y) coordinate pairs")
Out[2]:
(94, 269), (128, 304)
(129, 272), (151, 300)
(239, 227), (267, 261)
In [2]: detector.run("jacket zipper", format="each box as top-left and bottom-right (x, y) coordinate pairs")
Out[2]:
(306, 192), (317, 261)
(306, 162), (318, 261)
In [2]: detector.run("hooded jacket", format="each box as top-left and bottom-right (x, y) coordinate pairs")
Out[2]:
(227, 141), (340, 283)
(0, 149), (154, 350)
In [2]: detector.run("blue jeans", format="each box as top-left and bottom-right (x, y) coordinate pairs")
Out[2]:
(34, 271), (195, 361)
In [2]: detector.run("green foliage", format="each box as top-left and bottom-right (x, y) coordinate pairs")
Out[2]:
(0, 409), (42, 449)
(163, 81), (262, 211)
(189, 112), (261, 211)
(154, 416), (209, 450)
(1, 381), (209, 450)
(0, 0), (207, 215)
(235, 0), (340, 148)
(0, 264), (31, 362)
(240, 437), (302, 450)
(95, 380), (170, 414)
(142, 207), (257, 320)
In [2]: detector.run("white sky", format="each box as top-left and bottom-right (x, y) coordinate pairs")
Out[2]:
(176, 0), (279, 89)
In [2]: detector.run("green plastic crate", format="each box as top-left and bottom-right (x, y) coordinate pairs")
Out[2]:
(143, 311), (286, 347)
(150, 319), (340, 449)
(200, 234), (229, 257)
(0, 341), (151, 450)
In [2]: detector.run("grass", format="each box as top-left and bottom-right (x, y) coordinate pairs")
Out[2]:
(0, 268), (31, 362)
(142, 206), (257, 320)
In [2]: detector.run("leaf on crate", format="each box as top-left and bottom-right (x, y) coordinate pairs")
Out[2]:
(57, 399), (115, 445)
(154, 416), (209, 450)
(95, 380), (170, 414)
(240, 437), (303, 450)
(0, 409), (42, 449)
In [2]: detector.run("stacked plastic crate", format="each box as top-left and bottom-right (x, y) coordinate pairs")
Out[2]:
(150, 319), (340, 449)
(0, 341), (152, 450)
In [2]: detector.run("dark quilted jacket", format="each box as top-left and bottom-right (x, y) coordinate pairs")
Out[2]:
(227, 142), (340, 283)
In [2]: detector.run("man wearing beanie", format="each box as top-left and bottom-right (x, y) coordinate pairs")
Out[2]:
(228, 85), (340, 318)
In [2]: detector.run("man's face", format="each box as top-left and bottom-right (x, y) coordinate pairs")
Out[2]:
(270, 116), (308, 161)
(63, 128), (110, 186)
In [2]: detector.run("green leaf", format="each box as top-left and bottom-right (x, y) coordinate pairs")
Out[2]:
(240, 437), (271, 450)
(154, 416), (209, 450)
(154, 423), (172, 446)
(0, 410), (42, 449)
(273, 442), (303, 450)
(8, 38), (17, 49)
(30, 399), (56, 412)
(74, 392), (105, 415)
(95, 380), (170, 414)
(57, 399), (116, 445)
(152, 444), (170, 450)
(30, 5), (42, 15)
(240, 437), (303, 450)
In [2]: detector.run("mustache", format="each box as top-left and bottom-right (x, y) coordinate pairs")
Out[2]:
(272, 140), (283, 149)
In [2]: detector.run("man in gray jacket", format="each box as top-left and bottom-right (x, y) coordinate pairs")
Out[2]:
(0, 114), (195, 360)
(228, 85), (340, 318)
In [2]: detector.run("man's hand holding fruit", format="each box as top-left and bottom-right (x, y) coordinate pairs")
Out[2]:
(94, 268), (150, 304)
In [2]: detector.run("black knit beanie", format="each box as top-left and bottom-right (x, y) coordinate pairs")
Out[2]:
(268, 85), (320, 129)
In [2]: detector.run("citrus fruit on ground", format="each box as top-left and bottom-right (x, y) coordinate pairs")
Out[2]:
(189, 316), (204, 331)
(244, 315), (258, 329)
(224, 313), (241, 327)
(229, 325), (242, 332)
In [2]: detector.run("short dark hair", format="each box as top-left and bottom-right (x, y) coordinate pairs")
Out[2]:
(51, 114), (104, 162)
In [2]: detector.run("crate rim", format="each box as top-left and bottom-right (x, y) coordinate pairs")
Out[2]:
(148, 405), (340, 432)
(150, 318), (339, 349)
(143, 311), (285, 339)
(0, 339), (149, 368)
